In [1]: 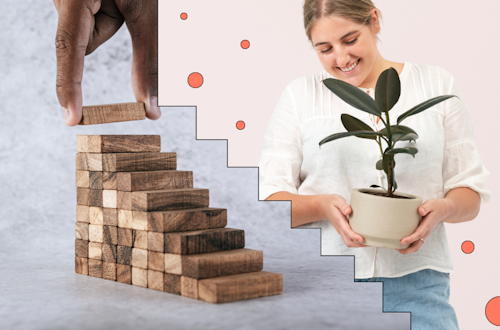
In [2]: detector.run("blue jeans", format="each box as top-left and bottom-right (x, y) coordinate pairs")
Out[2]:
(355, 269), (460, 329)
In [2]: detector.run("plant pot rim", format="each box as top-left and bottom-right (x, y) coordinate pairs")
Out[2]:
(352, 188), (422, 201)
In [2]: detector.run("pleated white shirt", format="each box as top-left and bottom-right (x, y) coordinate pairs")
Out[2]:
(258, 62), (491, 278)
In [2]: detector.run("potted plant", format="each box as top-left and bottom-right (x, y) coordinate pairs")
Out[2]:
(319, 68), (457, 249)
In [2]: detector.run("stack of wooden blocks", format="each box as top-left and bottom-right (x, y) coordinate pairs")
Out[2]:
(74, 135), (282, 303)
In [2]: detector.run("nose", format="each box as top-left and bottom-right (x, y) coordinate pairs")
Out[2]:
(335, 47), (350, 68)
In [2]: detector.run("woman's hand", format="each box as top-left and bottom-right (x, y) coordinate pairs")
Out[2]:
(319, 194), (368, 248)
(395, 198), (452, 254)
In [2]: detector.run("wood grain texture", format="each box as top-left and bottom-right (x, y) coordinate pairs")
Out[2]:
(103, 208), (117, 226)
(76, 205), (90, 223)
(147, 208), (227, 233)
(164, 254), (182, 275)
(77, 135), (160, 153)
(75, 222), (89, 241)
(75, 257), (88, 275)
(117, 246), (132, 265)
(182, 249), (263, 279)
(103, 225), (117, 245)
(116, 171), (193, 192)
(117, 191), (132, 210)
(89, 225), (103, 243)
(131, 248), (148, 269)
(103, 262), (117, 281)
(132, 267), (148, 287)
(148, 232), (164, 252)
(164, 228), (245, 255)
(102, 244), (117, 263)
(89, 207), (103, 225)
(89, 242), (102, 260)
(148, 251), (164, 272)
(132, 230), (148, 250)
(75, 239), (88, 258)
(198, 271), (283, 304)
(132, 211), (148, 230)
(104, 153), (176, 172)
(117, 264), (132, 284)
(76, 153), (103, 171)
(103, 172), (117, 189)
(79, 103), (146, 125)
(117, 228), (133, 247)
(164, 273), (181, 295)
(77, 188), (103, 207)
(132, 188), (209, 212)
(74, 170), (103, 189)
(118, 209), (133, 229)
(103, 190), (117, 208)
(148, 270), (164, 291)
(181, 276), (198, 299)
(88, 259), (103, 278)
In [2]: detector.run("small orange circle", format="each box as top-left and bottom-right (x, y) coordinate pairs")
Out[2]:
(188, 73), (203, 88)
(241, 40), (250, 49)
(236, 121), (245, 130)
(180, 13), (188, 20)
(461, 241), (474, 254)
(486, 297), (500, 325)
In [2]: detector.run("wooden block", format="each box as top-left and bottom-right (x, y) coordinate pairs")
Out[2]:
(132, 211), (148, 231)
(148, 251), (164, 271)
(102, 244), (117, 263)
(89, 225), (103, 243)
(117, 228), (133, 247)
(103, 208), (118, 226)
(164, 228), (245, 255)
(77, 188), (103, 207)
(132, 230), (148, 250)
(198, 271), (283, 304)
(75, 153), (103, 171)
(118, 209), (133, 229)
(164, 254), (182, 275)
(76, 153), (89, 170)
(89, 242), (102, 260)
(75, 170), (89, 188)
(116, 171), (193, 192)
(75, 257), (88, 275)
(182, 249), (263, 279)
(88, 259), (103, 278)
(148, 232), (164, 252)
(103, 172), (117, 190)
(117, 246), (132, 265)
(132, 267), (148, 287)
(131, 248), (148, 269)
(103, 190), (117, 208)
(117, 264), (132, 284)
(76, 205), (90, 223)
(79, 103), (146, 125)
(164, 273), (181, 295)
(181, 276), (198, 299)
(76, 152), (175, 172)
(75, 239), (88, 258)
(148, 270), (164, 291)
(117, 191), (132, 210)
(75, 222), (89, 241)
(103, 225), (118, 245)
(89, 207), (103, 225)
(132, 188), (209, 212)
(77, 135), (161, 153)
(103, 262), (117, 281)
(147, 208), (227, 233)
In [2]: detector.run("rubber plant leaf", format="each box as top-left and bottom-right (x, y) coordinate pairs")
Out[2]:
(323, 78), (381, 117)
(397, 95), (458, 124)
(375, 67), (401, 113)
(341, 114), (377, 140)
(386, 147), (419, 157)
(319, 130), (383, 148)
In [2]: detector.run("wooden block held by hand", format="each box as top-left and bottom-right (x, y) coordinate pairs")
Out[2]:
(79, 103), (146, 125)
(164, 228), (245, 255)
(77, 135), (161, 153)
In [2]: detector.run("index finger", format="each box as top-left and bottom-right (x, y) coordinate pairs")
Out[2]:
(54, 0), (96, 126)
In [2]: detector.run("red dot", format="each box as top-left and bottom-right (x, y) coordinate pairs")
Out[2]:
(462, 241), (474, 254)
(188, 73), (203, 88)
(236, 121), (245, 130)
(180, 13), (188, 20)
(486, 297), (500, 325)
(241, 40), (250, 49)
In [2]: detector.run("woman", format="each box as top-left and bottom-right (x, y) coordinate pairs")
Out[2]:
(258, 0), (491, 328)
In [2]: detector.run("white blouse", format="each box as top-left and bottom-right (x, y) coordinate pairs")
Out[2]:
(258, 62), (491, 279)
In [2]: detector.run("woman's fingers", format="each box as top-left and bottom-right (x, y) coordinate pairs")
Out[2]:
(330, 205), (366, 247)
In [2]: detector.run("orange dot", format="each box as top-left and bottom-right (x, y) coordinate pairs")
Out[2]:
(462, 241), (474, 254)
(188, 73), (203, 88)
(236, 121), (245, 130)
(486, 297), (500, 325)
(241, 40), (250, 49)
(180, 13), (188, 20)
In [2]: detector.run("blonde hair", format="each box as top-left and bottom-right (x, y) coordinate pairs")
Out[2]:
(303, 0), (383, 42)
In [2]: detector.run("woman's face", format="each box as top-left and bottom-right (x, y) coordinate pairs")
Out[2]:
(310, 10), (381, 88)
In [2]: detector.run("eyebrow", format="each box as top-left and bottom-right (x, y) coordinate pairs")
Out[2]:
(314, 30), (359, 47)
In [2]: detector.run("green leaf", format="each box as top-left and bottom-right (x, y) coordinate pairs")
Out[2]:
(323, 78), (381, 117)
(319, 130), (383, 147)
(393, 132), (418, 142)
(386, 147), (419, 157)
(397, 95), (459, 124)
(375, 67), (401, 113)
(379, 125), (419, 141)
(341, 114), (376, 140)
(376, 159), (383, 170)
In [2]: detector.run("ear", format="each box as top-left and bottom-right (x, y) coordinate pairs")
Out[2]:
(370, 8), (381, 34)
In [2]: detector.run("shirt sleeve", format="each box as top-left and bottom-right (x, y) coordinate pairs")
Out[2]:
(258, 85), (303, 200)
(442, 75), (491, 204)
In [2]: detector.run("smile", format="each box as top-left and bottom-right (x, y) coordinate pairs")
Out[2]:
(339, 59), (360, 72)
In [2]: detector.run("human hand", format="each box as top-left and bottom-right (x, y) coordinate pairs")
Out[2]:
(54, 0), (160, 126)
(319, 194), (367, 248)
(395, 198), (452, 254)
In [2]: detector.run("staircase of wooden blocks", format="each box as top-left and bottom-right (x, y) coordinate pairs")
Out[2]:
(74, 135), (283, 303)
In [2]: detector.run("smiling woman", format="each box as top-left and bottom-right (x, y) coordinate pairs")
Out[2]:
(257, 0), (491, 329)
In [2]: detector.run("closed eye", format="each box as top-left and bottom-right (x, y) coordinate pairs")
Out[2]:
(319, 38), (358, 54)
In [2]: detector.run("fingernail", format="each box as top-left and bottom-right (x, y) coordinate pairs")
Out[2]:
(344, 207), (349, 214)
(402, 240), (407, 244)
(421, 208), (426, 215)
(62, 107), (69, 120)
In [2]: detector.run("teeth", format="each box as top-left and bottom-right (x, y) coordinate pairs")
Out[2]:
(340, 60), (359, 72)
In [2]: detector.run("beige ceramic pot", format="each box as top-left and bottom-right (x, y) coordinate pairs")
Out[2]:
(348, 188), (423, 249)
